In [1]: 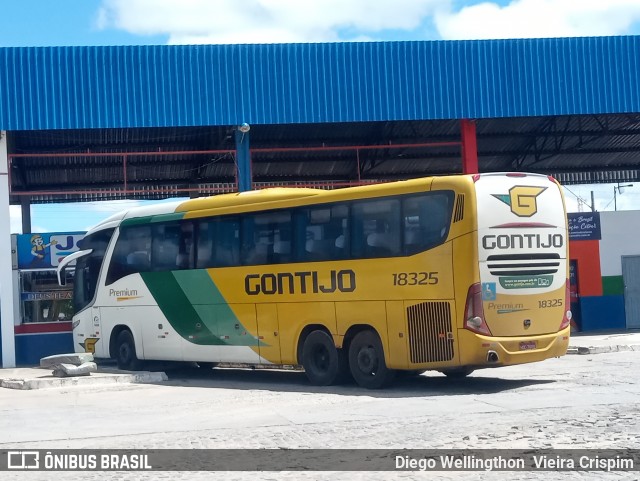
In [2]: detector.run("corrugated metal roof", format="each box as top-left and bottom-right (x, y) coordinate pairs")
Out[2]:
(2, 37), (640, 130)
(11, 112), (640, 205)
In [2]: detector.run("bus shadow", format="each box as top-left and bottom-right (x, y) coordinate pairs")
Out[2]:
(155, 365), (555, 398)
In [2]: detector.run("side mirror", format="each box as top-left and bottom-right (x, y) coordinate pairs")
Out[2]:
(58, 266), (67, 286)
(56, 248), (93, 286)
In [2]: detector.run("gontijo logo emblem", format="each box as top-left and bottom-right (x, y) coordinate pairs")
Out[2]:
(492, 186), (547, 217)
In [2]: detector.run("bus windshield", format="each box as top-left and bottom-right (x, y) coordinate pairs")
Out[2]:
(72, 228), (114, 314)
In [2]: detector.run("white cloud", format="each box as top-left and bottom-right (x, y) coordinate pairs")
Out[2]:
(97, 0), (640, 43)
(97, 0), (444, 44)
(435, 0), (640, 40)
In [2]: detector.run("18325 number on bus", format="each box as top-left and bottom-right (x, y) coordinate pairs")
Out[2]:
(392, 272), (439, 286)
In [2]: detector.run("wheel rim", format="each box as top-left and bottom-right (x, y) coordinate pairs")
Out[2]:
(119, 344), (131, 364)
(312, 345), (331, 373)
(356, 346), (378, 375)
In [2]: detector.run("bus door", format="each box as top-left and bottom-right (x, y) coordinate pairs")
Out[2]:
(72, 302), (104, 356)
(59, 248), (109, 357)
(88, 305), (102, 354)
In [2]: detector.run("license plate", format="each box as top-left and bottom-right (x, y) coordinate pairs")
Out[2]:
(519, 341), (537, 351)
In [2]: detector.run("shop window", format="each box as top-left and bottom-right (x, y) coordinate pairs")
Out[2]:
(20, 270), (75, 323)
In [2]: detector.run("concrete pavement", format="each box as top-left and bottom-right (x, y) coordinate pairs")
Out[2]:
(0, 330), (639, 390)
(0, 366), (167, 390)
(567, 329), (640, 354)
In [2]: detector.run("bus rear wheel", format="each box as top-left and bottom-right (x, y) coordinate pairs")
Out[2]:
(348, 330), (395, 389)
(115, 330), (142, 371)
(301, 330), (346, 386)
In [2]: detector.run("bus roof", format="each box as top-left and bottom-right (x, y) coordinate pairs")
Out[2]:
(83, 174), (493, 235)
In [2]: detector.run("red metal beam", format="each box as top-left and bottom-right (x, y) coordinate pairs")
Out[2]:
(9, 180), (383, 197)
(252, 141), (460, 154)
(460, 119), (479, 174)
(8, 140), (463, 198)
(10, 186), (237, 196)
(8, 141), (460, 158)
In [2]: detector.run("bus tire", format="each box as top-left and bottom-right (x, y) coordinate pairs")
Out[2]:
(441, 367), (474, 378)
(115, 330), (142, 371)
(301, 330), (345, 386)
(348, 330), (395, 389)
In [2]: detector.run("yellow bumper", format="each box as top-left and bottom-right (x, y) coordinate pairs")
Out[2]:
(457, 327), (570, 368)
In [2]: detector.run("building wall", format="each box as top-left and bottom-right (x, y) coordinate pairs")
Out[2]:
(599, 211), (640, 293)
(570, 210), (640, 331)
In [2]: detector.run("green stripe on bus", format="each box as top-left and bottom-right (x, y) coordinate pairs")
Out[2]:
(141, 271), (225, 345)
(142, 270), (262, 347)
(173, 270), (262, 347)
(173, 270), (226, 304)
(121, 212), (185, 227)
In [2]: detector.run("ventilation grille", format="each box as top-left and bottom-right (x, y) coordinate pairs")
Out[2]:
(407, 301), (454, 364)
(453, 194), (465, 223)
(486, 253), (560, 276)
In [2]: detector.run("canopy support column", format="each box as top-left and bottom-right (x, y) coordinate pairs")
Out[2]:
(0, 131), (16, 367)
(21, 196), (31, 234)
(235, 127), (252, 192)
(461, 119), (479, 174)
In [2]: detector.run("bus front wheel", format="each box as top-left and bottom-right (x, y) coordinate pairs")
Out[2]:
(348, 330), (395, 389)
(116, 330), (142, 371)
(301, 330), (346, 386)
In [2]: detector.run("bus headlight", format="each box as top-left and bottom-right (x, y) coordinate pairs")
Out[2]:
(72, 320), (80, 330)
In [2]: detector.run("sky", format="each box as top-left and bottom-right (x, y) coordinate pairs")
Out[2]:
(3, 0), (640, 233)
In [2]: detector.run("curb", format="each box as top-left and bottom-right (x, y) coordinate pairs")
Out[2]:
(0, 371), (168, 390)
(566, 345), (640, 355)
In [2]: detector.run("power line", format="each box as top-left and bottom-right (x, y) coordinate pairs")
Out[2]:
(563, 186), (592, 211)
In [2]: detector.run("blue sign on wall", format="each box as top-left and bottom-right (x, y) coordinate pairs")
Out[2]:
(568, 212), (601, 241)
(16, 232), (85, 270)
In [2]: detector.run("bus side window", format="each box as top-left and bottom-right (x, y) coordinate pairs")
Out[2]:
(243, 211), (291, 265)
(352, 199), (400, 258)
(196, 219), (215, 268)
(297, 204), (349, 262)
(151, 224), (180, 271)
(196, 217), (240, 268)
(332, 208), (350, 259)
(215, 217), (240, 267)
(176, 222), (195, 269)
(106, 225), (151, 285)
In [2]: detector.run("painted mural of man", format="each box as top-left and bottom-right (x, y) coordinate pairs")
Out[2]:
(29, 234), (58, 268)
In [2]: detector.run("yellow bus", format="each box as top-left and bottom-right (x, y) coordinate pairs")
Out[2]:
(58, 172), (570, 388)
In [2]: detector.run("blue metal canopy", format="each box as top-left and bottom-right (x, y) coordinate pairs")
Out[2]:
(1, 36), (640, 131)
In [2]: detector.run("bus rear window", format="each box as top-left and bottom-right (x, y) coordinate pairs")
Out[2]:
(403, 192), (454, 255)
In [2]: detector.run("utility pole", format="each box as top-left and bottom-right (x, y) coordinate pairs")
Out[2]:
(591, 191), (595, 212)
(614, 183), (633, 211)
